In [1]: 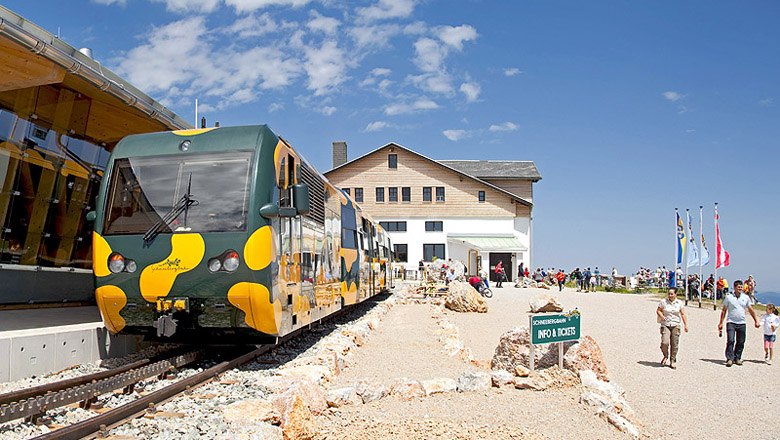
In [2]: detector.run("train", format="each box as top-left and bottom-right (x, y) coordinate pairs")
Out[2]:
(90, 125), (392, 342)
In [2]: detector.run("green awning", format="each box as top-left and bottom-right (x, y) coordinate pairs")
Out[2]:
(447, 234), (528, 252)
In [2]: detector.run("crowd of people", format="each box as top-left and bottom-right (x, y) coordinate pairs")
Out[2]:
(656, 278), (778, 370)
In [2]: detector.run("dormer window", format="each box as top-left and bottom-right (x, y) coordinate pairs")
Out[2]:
(388, 154), (397, 169)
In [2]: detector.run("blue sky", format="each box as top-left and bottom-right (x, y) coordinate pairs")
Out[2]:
(5, 0), (780, 291)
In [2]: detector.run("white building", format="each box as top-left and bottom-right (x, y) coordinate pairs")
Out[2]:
(324, 142), (541, 283)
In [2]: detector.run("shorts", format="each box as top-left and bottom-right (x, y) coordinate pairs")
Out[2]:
(764, 334), (776, 349)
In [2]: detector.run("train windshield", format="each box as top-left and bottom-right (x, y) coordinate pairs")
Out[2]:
(103, 151), (253, 235)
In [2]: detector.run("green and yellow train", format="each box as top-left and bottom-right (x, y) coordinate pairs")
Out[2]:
(91, 125), (392, 342)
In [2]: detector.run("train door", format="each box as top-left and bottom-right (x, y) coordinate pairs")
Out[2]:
(277, 154), (303, 326)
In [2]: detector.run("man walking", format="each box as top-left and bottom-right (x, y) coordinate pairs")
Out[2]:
(718, 280), (760, 366)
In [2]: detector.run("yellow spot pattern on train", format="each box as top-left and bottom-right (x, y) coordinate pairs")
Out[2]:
(139, 234), (206, 302)
(92, 232), (113, 277)
(244, 226), (275, 270)
(95, 285), (127, 333)
(227, 282), (282, 335)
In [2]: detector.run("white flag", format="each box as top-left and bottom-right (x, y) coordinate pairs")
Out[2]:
(686, 212), (699, 267)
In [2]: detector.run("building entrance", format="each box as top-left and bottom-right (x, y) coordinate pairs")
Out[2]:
(489, 252), (512, 283)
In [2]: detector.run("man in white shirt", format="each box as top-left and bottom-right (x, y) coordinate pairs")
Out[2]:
(718, 280), (760, 367)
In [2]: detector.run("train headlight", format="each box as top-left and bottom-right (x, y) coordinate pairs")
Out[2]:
(108, 253), (125, 273)
(125, 260), (137, 273)
(208, 258), (222, 272)
(222, 250), (240, 272)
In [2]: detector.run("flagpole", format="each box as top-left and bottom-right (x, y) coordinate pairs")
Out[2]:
(684, 208), (690, 305)
(714, 202), (718, 311)
(699, 205), (703, 308)
(674, 208), (679, 292)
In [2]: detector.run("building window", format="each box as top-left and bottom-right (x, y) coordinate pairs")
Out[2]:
(376, 187), (384, 202)
(354, 187), (363, 203)
(425, 221), (443, 232)
(394, 244), (408, 262)
(388, 187), (398, 202)
(344, 188), (350, 196)
(379, 221), (407, 232)
(402, 187), (410, 202)
(423, 244), (445, 262)
(388, 154), (398, 169)
(435, 187), (445, 202)
(423, 186), (432, 202)
(478, 190), (485, 202)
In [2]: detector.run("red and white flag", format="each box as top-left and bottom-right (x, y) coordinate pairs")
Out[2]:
(715, 206), (730, 269)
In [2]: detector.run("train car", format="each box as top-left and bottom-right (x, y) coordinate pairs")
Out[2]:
(89, 125), (391, 342)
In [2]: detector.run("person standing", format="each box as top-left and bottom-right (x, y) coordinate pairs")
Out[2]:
(656, 288), (689, 369)
(518, 262), (525, 285)
(494, 261), (505, 288)
(594, 267), (601, 289)
(744, 275), (757, 304)
(555, 269), (566, 292)
(761, 304), (779, 365)
(583, 267), (592, 292)
(718, 280), (761, 367)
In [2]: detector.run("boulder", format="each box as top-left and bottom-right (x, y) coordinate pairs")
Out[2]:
(536, 365), (579, 389)
(280, 395), (315, 440)
(222, 399), (281, 426)
(514, 365), (530, 377)
(579, 370), (632, 416)
(325, 387), (361, 408)
(513, 376), (547, 391)
(354, 380), (388, 404)
(272, 378), (328, 416)
(490, 370), (515, 388)
(389, 378), (425, 400)
(444, 281), (488, 313)
(491, 327), (555, 372)
(456, 371), (492, 392)
(421, 378), (458, 396)
(529, 294), (563, 313)
(563, 336), (609, 381)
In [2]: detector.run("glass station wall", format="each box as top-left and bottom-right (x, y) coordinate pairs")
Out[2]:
(0, 84), (112, 269)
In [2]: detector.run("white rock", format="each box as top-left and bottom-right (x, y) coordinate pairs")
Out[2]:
(421, 378), (458, 396)
(456, 371), (492, 392)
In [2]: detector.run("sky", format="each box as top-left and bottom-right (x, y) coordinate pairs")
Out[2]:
(4, 0), (780, 291)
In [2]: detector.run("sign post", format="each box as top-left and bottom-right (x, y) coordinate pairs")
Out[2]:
(529, 311), (581, 371)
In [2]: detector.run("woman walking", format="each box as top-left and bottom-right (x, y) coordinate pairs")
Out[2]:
(656, 287), (689, 369)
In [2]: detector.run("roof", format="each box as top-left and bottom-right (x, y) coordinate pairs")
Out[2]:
(438, 160), (541, 181)
(325, 142), (537, 206)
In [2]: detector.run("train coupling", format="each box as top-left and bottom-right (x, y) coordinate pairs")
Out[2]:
(154, 297), (189, 337)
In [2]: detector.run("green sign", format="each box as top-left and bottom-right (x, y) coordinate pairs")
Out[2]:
(530, 312), (581, 344)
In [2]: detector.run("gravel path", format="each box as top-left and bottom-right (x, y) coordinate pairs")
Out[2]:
(448, 285), (780, 440)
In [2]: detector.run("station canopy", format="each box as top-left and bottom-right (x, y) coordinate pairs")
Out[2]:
(447, 234), (528, 252)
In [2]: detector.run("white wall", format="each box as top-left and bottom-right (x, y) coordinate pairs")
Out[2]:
(381, 216), (531, 272)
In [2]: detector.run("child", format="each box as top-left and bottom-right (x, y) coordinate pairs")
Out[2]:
(761, 304), (780, 365)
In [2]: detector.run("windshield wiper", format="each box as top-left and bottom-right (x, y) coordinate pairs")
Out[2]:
(143, 174), (199, 244)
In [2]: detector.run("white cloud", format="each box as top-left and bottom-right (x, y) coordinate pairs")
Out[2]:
(759, 97), (774, 107)
(364, 121), (389, 132)
(307, 11), (340, 35)
(409, 72), (453, 94)
(413, 37), (446, 72)
(319, 106), (337, 115)
(350, 24), (402, 49)
(222, 13), (293, 38)
(436, 24), (477, 50)
(663, 91), (684, 102)
(489, 122), (517, 132)
(460, 82), (480, 102)
(442, 129), (467, 141)
(152, 0), (220, 13)
(504, 67), (522, 76)
(225, 0), (312, 13)
(384, 98), (439, 115)
(371, 68), (391, 77)
(268, 102), (284, 112)
(357, 0), (416, 22)
(302, 40), (348, 95)
(92, 0), (126, 5)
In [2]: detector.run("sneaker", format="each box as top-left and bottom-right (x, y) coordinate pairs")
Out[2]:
(735, 359), (744, 366)
(726, 359), (733, 367)
(769, 359), (773, 365)
(670, 361), (677, 370)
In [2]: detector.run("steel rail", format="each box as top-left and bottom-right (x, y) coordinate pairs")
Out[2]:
(32, 345), (272, 440)
(0, 351), (201, 424)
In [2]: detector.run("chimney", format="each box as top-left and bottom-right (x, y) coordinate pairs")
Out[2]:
(332, 141), (347, 169)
